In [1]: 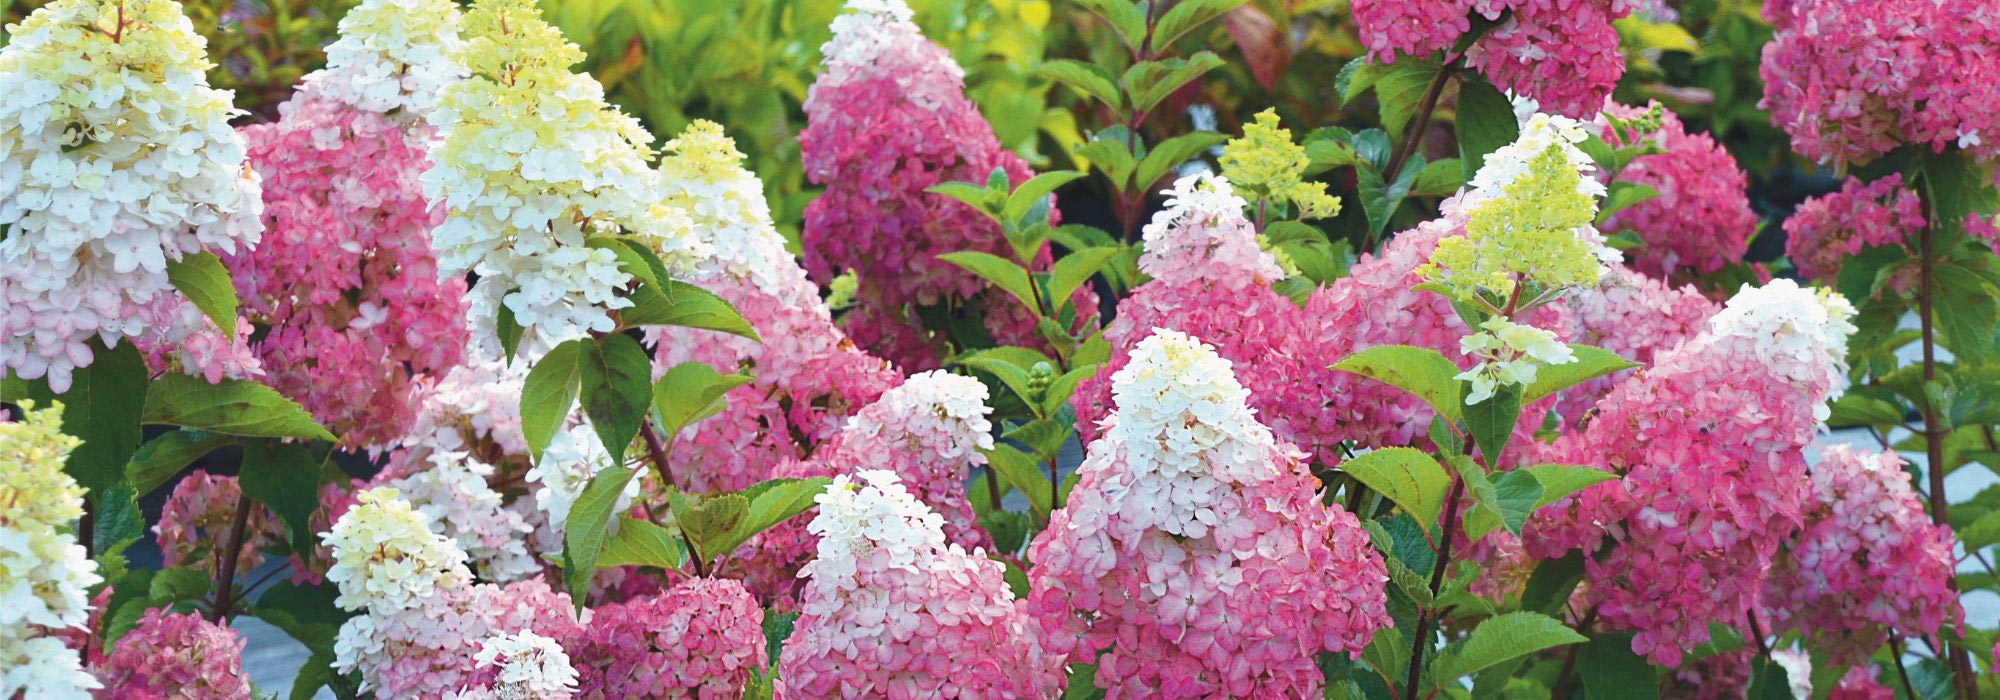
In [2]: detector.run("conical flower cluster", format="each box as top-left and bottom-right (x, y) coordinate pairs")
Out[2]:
(0, 402), (101, 699)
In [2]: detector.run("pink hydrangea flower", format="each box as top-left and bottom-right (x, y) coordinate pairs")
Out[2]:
(740, 370), (997, 604)
(1522, 279), (1855, 666)
(779, 470), (1063, 699)
(1352, 0), (1639, 117)
(1764, 445), (1961, 664)
(1552, 266), (1717, 423)
(1783, 174), (1926, 284)
(1070, 174), (1353, 464)
(94, 609), (252, 700)
(565, 577), (767, 699)
(1661, 649), (1752, 700)
(1760, 0), (2000, 166)
(650, 121), (900, 493)
(1827, 667), (1894, 700)
(230, 95), (469, 449)
(1028, 330), (1389, 698)
(1597, 102), (1757, 281)
(154, 472), (281, 577)
(798, 0), (1072, 369)
(335, 578), (583, 699)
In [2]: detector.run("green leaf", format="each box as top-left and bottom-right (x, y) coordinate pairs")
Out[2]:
(1135, 132), (1226, 192)
(1006, 171), (1087, 227)
(1519, 550), (1584, 614)
(928, 181), (998, 219)
(1427, 612), (1586, 684)
(1338, 447), (1450, 526)
(1344, 59), (1442, 138)
(1456, 73), (1512, 180)
(595, 516), (687, 570)
(165, 251), (238, 338)
(700, 477), (833, 560)
(496, 300), (524, 363)
(1079, 133), (1139, 189)
(1149, 0), (1249, 53)
(623, 280), (760, 341)
(1069, 0), (1145, 51)
(1523, 345), (1642, 404)
(955, 347), (1048, 405)
(1331, 345), (1465, 424)
(1123, 52), (1226, 118)
(939, 251), (1039, 313)
(651, 361), (754, 444)
(1463, 383), (1522, 464)
(1826, 393), (1909, 427)
(985, 444), (1054, 519)
(240, 440), (321, 553)
(1047, 247), (1121, 311)
(1934, 263), (1999, 364)
(1518, 464), (1616, 509)
(252, 579), (348, 650)
(1358, 157), (1421, 235)
(91, 483), (143, 559)
(1835, 244), (1908, 306)
(127, 430), (236, 497)
(1043, 364), (1097, 417)
(521, 339), (585, 464)
(1597, 182), (1660, 224)
(49, 340), (149, 494)
(585, 236), (663, 288)
(148, 566), (211, 605)
(1961, 509), (2000, 550)
(1747, 656), (1798, 700)
(580, 334), (653, 467)
(1578, 632), (1659, 700)
(143, 375), (334, 443)
(1039, 59), (1124, 111)
(1065, 663), (1107, 700)
(1458, 465), (1540, 541)
(562, 464), (640, 603)
(1411, 158), (1465, 197)
(1003, 419), (1071, 459)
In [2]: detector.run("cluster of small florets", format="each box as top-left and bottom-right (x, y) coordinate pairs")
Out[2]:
(1552, 266), (1717, 422)
(1784, 174), (1927, 284)
(1219, 110), (1341, 219)
(91, 608), (252, 699)
(297, 0), (466, 117)
(1764, 445), (1961, 664)
(1522, 279), (1855, 666)
(469, 630), (579, 700)
(154, 471), (280, 575)
(1352, 0), (1640, 117)
(1422, 114), (1611, 304)
(1760, 0), (2000, 166)
(1028, 331), (1389, 698)
(1596, 102), (1757, 282)
(649, 120), (900, 493)
(337, 577), (583, 698)
(232, 58), (469, 447)
(324, 487), (477, 612)
(422, 0), (705, 347)
(0, 0), (265, 392)
(0, 402), (101, 699)
(798, 0), (1052, 369)
(779, 470), (1064, 698)
(565, 577), (768, 699)
(379, 451), (540, 583)
(1072, 173), (1351, 462)
(526, 422), (639, 550)
(747, 370), (996, 603)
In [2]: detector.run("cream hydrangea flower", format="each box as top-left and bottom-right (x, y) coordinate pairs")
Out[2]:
(422, 0), (706, 348)
(384, 451), (539, 583)
(0, 0), (264, 391)
(322, 487), (474, 611)
(1455, 318), (1578, 404)
(0, 402), (100, 699)
(0, 630), (98, 700)
(298, 0), (466, 117)
(474, 630), (578, 700)
(1220, 108), (1341, 220)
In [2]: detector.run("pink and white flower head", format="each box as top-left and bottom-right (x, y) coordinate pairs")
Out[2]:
(1596, 102), (1757, 282)
(336, 577), (583, 698)
(1521, 279), (1856, 666)
(798, 0), (1059, 369)
(1027, 330), (1389, 698)
(93, 609), (252, 700)
(1552, 265), (1718, 422)
(322, 487), (476, 612)
(473, 630), (579, 700)
(380, 450), (540, 583)
(746, 370), (997, 603)
(0, 0), (265, 392)
(566, 577), (768, 699)
(154, 472), (281, 576)
(779, 470), (1063, 699)
(1352, 0), (1638, 117)
(295, 0), (466, 118)
(650, 121), (899, 493)
(1765, 445), (1960, 664)
(1783, 175), (1926, 284)
(1760, 0), (2000, 166)
(1072, 173), (1351, 462)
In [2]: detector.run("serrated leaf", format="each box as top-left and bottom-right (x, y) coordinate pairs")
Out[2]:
(1078, 136), (1139, 190)
(1411, 157), (1464, 197)
(1521, 346), (1641, 405)
(1339, 447), (1450, 526)
(702, 477), (833, 561)
(1124, 52), (1226, 117)
(1043, 364), (1096, 417)
(1006, 171), (1087, 227)
(1358, 156), (1421, 235)
(956, 348), (1046, 405)
(1459, 465), (1540, 540)
(1347, 59), (1441, 138)
(562, 464), (640, 603)
(240, 439), (321, 553)
(1597, 182), (1660, 224)
(625, 280), (760, 341)
(595, 516), (687, 570)
(1961, 509), (2000, 550)
(143, 375), (335, 443)
(1040, 60), (1124, 111)
(581, 334), (652, 467)
(1135, 132), (1226, 192)
(1332, 344), (1465, 423)
(522, 339), (585, 463)
(1934, 264), (1998, 364)
(928, 181), (997, 219)
(985, 444), (1053, 519)
(651, 361), (754, 444)
(1003, 419), (1071, 459)
(165, 250), (238, 338)
(149, 566), (211, 606)
(1427, 612), (1586, 683)
(1518, 464), (1616, 509)
(1149, 0), (1249, 53)
(940, 251), (1039, 313)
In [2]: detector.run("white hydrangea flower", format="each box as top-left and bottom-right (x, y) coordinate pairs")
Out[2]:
(475, 630), (578, 700)
(1100, 329), (1285, 538)
(806, 470), (952, 584)
(385, 451), (540, 583)
(0, 0), (264, 391)
(839, 370), (995, 463)
(1707, 278), (1858, 417)
(526, 424), (639, 546)
(1455, 317), (1578, 405)
(820, 0), (947, 91)
(297, 0), (466, 118)
(322, 487), (474, 611)
(0, 626), (98, 700)
(0, 402), (101, 634)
